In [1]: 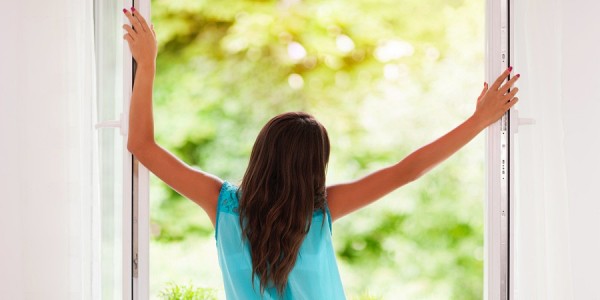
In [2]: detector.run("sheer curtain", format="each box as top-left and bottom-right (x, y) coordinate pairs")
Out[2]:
(0, 0), (98, 299)
(513, 0), (600, 299)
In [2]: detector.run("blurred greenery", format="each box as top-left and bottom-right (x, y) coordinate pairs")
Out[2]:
(148, 0), (485, 299)
(158, 282), (218, 300)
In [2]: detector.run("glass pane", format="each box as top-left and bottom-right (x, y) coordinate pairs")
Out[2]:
(94, 0), (124, 299)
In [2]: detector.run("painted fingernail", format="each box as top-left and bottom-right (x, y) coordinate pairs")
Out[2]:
(131, 6), (136, 12)
(123, 8), (127, 13)
(508, 66), (513, 71)
(516, 73), (520, 77)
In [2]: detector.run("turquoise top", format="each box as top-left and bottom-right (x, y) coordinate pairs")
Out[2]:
(214, 181), (347, 300)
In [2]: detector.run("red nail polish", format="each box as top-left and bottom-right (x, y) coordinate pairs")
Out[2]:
(122, 8), (127, 13)
(131, 6), (136, 12)
(508, 66), (513, 71)
(516, 73), (520, 77)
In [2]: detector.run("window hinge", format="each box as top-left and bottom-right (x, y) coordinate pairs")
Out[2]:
(133, 252), (138, 278)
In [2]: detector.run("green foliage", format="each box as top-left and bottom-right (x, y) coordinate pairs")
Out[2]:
(148, 0), (485, 298)
(158, 282), (218, 300)
(351, 290), (384, 300)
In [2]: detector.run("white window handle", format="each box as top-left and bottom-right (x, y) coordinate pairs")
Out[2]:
(518, 117), (536, 126)
(513, 108), (535, 134)
(95, 112), (127, 136)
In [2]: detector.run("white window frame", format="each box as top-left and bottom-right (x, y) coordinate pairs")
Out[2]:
(485, 0), (518, 299)
(94, 0), (151, 299)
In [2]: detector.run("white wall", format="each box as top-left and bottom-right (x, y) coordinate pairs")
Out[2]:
(562, 1), (600, 298)
(0, 3), (25, 299)
(0, 1), (95, 299)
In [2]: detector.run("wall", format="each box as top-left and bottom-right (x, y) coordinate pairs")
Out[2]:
(562, 1), (600, 298)
(0, 2), (25, 299)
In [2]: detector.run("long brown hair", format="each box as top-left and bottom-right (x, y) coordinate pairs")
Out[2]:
(237, 111), (331, 296)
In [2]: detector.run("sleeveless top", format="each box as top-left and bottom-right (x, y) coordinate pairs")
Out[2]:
(214, 181), (347, 300)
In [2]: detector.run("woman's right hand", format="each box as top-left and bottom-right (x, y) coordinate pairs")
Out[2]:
(473, 67), (521, 127)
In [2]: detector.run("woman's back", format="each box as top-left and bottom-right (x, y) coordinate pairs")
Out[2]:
(215, 181), (347, 300)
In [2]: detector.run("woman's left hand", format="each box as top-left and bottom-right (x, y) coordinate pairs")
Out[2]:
(472, 67), (520, 127)
(122, 7), (157, 68)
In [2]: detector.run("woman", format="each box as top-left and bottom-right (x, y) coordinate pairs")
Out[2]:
(122, 7), (520, 299)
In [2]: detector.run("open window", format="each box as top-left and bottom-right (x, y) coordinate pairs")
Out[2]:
(94, 0), (519, 298)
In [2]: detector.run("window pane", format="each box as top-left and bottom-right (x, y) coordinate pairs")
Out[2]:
(94, 0), (124, 298)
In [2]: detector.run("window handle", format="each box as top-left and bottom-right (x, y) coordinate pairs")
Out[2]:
(518, 117), (535, 126)
(95, 112), (127, 136)
(513, 108), (535, 134)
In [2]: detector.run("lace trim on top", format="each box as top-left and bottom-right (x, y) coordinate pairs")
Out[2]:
(218, 181), (239, 214)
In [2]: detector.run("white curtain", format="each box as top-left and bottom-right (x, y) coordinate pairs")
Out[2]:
(513, 0), (600, 299)
(0, 0), (98, 299)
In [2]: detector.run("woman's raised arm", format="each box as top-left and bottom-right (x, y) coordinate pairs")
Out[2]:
(123, 7), (222, 227)
(327, 68), (520, 223)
